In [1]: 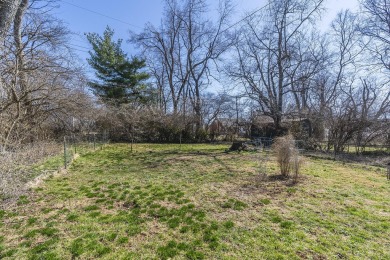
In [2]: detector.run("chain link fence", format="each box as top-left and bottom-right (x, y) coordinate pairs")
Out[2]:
(0, 132), (109, 207)
(62, 132), (110, 169)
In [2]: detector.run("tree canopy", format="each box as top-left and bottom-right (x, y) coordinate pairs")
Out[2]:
(86, 27), (150, 105)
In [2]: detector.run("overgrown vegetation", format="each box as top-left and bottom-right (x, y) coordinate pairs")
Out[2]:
(0, 138), (107, 206)
(0, 144), (389, 259)
(0, 142), (62, 202)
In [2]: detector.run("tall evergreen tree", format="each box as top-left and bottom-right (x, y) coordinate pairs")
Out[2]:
(86, 27), (150, 105)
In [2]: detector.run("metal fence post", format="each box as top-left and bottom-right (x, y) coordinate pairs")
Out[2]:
(131, 135), (133, 153)
(64, 136), (67, 169)
(73, 134), (76, 154)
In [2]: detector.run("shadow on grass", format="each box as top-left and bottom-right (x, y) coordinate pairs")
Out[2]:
(212, 155), (236, 174)
(236, 173), (304, 197)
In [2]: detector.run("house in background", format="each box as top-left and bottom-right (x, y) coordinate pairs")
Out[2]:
(250, 114), (313, 140)
(209, 118), (250, 141)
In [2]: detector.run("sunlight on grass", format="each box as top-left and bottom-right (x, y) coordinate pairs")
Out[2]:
(0, 143), (389, 259)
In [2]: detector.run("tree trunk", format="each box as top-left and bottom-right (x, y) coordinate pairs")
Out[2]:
(0, 0), (21, 42)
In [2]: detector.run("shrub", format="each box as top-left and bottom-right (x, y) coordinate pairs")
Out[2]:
(272, 134), (302, 180)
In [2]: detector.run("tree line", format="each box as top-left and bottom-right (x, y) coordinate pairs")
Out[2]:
(0, 0), (95, 152)
(0, 0), (389, 153)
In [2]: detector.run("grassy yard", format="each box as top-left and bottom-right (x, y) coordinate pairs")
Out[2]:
(0, 143), (389, 259)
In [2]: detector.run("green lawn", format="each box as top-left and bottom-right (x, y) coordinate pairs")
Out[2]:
(1, 143), (389, 259)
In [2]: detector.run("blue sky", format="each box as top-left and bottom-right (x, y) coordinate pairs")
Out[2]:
(54, 0), (359, 73)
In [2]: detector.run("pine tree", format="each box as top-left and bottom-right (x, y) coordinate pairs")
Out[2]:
(86, 27), (150, 105)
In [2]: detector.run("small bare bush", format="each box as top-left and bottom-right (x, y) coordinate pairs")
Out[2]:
(272, 135), (302, 180)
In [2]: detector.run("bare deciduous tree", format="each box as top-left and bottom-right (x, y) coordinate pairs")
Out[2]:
(353, 78), (390, 153)
(0, 0), (88, 151)
(360, 0), (390, 70)
(132, 0), (233, 134)
(229, 0), (325, 129)
(0, 0), (22, 41)
(307, 10), (363, 149)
